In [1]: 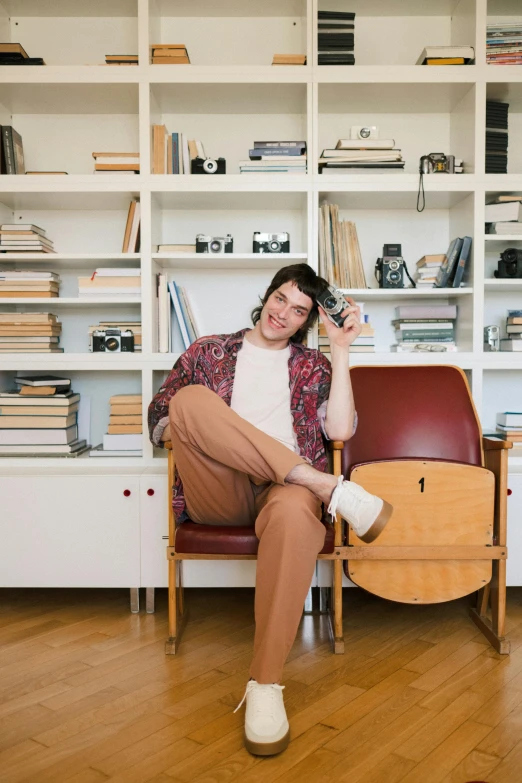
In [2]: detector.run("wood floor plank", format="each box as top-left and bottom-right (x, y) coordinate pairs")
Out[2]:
(486, 739), (522, 782)
(441, 749), (501, 783)
(408, 641), (489, 692)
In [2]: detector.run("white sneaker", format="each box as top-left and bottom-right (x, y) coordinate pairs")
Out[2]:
(233, 679), (290, 755)
(328, 475), (393, 543)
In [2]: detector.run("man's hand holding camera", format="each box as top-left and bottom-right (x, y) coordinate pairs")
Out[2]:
(318, 295), (362, 352)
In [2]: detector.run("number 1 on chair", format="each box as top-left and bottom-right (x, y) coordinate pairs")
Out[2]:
(419, 477), (425, 493)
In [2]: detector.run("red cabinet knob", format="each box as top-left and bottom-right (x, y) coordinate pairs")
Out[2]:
(508, 488), (512, 496)
(123, 489), (131, 497)
(147, 488), (155, 496)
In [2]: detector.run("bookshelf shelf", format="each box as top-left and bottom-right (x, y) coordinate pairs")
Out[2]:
(0, 0), (521, 588)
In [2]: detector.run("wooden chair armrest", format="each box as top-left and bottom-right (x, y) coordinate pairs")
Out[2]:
(329, 441), (345, 451)
(164, 441), (173, 450)
(483, 437), (513, 451)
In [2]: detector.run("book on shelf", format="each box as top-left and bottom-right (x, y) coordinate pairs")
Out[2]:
(155, 244), (196, 253)
(0, 424), (77, 446)
(122, 199), (140, 252)
(416, 46), (475, 64)
(451, 236), (472, 288)
(1, 126), (25, 174)
(416, 254), (446, 268)
(105, 54), (138, 65)
(500, 339), (522, 351)
(0, 413), (77, 429)
(15, 375), (70, 388)
(495, 196), (522, 203)
(487, 24), (522, 64)
(103, 433), (142, 451)
(89, 444), (142, 457)
(110, 393), (142, 405)
(0, 223), (55, 253)
(168, 280), (191, 350)
(25, 171), (68, 175)
(318, 9), (355, 65)
(319, 203), (366, 289)
(0, 389), (78, 402)
(78, 274), (141, 297)
(0, 440), (88, 457)
(395, 304), (458, 319)
(0, 401), (79, 416)
(272, 54), (306, 65)
(485, 201), (522, 223)
(497, 412), (522, 427)
(241, 141), (307, 174)
(486, 101), (509, 174)
(391, 343), (458, 353)
(488, 222), (522, 235)
(434, 237), (464, 287)
(157, 273), (170, 353)
(426, 57), (465, 65)
(151, 44), (190, 64)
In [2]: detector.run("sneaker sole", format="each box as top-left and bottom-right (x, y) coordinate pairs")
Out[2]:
(359, 500), (393, 543)
(244, 728), (290, 756)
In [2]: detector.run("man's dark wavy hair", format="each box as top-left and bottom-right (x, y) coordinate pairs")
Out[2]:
(251, 263), (329, 344)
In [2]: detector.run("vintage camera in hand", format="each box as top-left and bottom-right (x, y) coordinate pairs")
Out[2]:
(91, 328), (134, 352)
(375, 243), (406, 288)
(316, 285), (350, 328)
(420, 153), (455, 174)
(191, 156), (226, 175)
(494, 248), (522, 278)
(195, 234), (233, 253)
(253, 232), (290, 253)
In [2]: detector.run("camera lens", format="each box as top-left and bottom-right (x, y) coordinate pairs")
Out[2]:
(324, 296), (337, 310)
(501, 248), (519, 265)
(202, 158), (217, 174)
(269, 240), (281, 252)
(360, 127), (371, 139)
(388, 270), (400, 283)
(210, 240), (222, 253)
(389, 260), (399, 270)
(105, 337), (120, 351)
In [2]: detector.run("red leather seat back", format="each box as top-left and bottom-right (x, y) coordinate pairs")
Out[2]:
(342, 365), (483, 475)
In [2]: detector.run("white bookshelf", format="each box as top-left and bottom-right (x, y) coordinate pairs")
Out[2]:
(0, 0), (521, 589)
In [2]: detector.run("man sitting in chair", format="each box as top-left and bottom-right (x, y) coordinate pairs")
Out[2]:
(148, 263), (393, 757)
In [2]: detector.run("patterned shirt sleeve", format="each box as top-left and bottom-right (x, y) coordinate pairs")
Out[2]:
(147, 345), (196, 447)
(315, 352), (358, 440)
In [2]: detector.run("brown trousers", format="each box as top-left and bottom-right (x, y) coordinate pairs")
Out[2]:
(169, 385), (328, 684)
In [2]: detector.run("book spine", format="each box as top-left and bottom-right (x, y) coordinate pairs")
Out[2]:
(172, 133), (179, 175)
(1, 127), (15, 174)
(253, 141), (306, 148)
(399, 333), (455, 341)
(249, 147), (304, 157)
(452, 236), (472, 288)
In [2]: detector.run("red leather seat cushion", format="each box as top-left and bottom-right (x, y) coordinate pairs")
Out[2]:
(175, 517), (335, 555)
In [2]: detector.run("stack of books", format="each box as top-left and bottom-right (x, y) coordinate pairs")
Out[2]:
(318, 10), (355, 65)
(91, 394), (143, 456)
(157, 275), (200, 352)
(415, 254), (446, 288)
(318, 306), (374, 358)
(272, 54), (306, 65)
(88, 320), (142, 352)
(486, 198), (522, 235)
(391, 304), (458, 352)
(240, 141), (307, 174)
(93, 152), (139, 174)
(434, 236), (472, 288)
(0, 223), (54, 253)
(319, 137), (404, 171)
(416, 46), (475, 65)
(0, 270), (60, 298)
(78, 268), (141, 299)
(122, 200), (141, 251)
(1, 125), (25, 173)
(487, 24), (522, 65)
(105, 54), (138, 66)
(0, 42), (45, 66)
(319, 203), (366, 288)
(486, 100), (509, 173)
(0, 313), (62, 353)
(500, 310), (522, 351)
(151, 44), (190, 64)
(152, 126), (207, 174)
(494, 412), (522, 444)
(0, 376), (86, 457)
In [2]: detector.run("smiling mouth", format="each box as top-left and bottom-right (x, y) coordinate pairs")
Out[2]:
(268, 315), (285, 329)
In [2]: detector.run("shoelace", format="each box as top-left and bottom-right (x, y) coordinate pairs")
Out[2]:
(233, 681), (285, 714)
(327, 475), (345, 522)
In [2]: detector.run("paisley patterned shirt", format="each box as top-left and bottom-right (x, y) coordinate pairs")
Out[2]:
(148, 328), (345, 521)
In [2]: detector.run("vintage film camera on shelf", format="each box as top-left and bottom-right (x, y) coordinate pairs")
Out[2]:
(419, 153), (461, 174)
(195, 234), (233, 253)
(91, 328), (134, 353)
(316, 285), (351, 328)
(484, 325), (500, 351)
(494, 248), (522, 278)
(191, 156), (226, 175)
(253, 232), (290, 253)
(374, 243), (416, 289)
(351, 125), (379, 140)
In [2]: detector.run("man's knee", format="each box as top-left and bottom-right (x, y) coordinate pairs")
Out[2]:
(168, 385), (214, 418)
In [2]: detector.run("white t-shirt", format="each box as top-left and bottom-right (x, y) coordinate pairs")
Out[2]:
(230, 335), (297, 453)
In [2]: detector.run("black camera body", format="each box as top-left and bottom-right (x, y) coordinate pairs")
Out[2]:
(494, 248), (522, 278)
(253, 232), (290, 253)
(316, 285), (350, 328)
(191, 156), (226, 175)
(375, 243), (405, 288)
(420, 153), (455, 174)
(91, 328), (134, 352)
(195, 234), (233, 253)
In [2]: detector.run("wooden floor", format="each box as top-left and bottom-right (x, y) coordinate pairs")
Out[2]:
(0, 588), (521, 783)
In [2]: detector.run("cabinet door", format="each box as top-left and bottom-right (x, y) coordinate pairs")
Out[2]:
(0, 476), (140, 587)
(507, 474), (522, 587)
(140, 475), (169, 587)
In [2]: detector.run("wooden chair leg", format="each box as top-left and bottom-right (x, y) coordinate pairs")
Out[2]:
(469, 563), (510, 654)
(165, 559), (188, 655)
(326, 559), (344, 654)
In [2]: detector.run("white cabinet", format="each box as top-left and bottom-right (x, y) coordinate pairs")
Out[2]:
(140, 474), (169, 588)
(507, 473), (522, 587)
(0, 475), (140, 588)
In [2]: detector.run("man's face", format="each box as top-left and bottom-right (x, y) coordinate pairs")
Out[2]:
(259, 281), (313, 344)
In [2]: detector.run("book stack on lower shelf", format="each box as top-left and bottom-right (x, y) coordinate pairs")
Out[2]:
(415, 255), (445, 288)
(0, 313), (62, 353)
(487, 24), (522, 65)
(0, 42), (44, 66)
(90, 394), (143, 457)
(318, 10), (355, 65)
(486, 101), (509, 174)
(494, 412), (522, 448)
(500, 310), (522, 352)
(0, 376), (87, 457)
(319, 137), (404, 172)
(0, 270), (60, 298)
(391, 304), (458, 353)
(78, 268), (141, 300)
(151, 44), (190, 65)
(486, 199), (522, 236)
(240, 141), (307, 174)
(0, 224), (54, 253)
(416, 46), (475, 65)
(93, 152), (139, 175)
